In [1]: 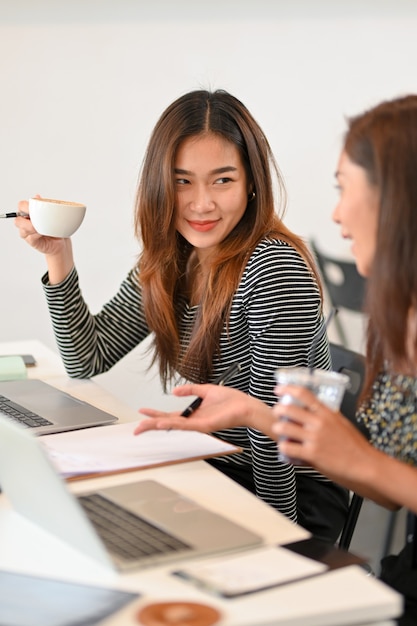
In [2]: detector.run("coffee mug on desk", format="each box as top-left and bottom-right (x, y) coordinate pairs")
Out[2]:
(29, 197), (86, 238)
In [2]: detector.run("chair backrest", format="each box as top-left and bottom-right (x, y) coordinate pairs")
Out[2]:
(311, 240), (367, 347)
(311, 239), (366, 313)
(330, 342), (368, 437)
(329, 342), (367, 549)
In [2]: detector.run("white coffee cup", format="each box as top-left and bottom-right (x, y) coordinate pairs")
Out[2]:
(28, 197), (86, 238)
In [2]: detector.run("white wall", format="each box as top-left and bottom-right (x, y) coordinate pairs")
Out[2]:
(1, 0), (415, 407)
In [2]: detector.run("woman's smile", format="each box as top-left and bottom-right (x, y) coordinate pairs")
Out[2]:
(186, 219), (221, 232)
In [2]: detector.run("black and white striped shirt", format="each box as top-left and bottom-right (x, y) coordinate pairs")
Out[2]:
(42, 238), (331, 523)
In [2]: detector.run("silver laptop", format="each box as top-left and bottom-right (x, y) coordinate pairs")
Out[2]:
(0, 379), (117, 434)
(0, 415), (262, 572)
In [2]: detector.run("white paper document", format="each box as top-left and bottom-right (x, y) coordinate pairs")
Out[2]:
(173, 546), (328, 597)
(40, 421), (240, 478)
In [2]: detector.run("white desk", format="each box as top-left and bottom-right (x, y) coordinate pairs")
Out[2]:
(0, 340), (403, 626)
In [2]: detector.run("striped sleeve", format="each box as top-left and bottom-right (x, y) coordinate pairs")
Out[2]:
(42, 266), (149, 378)
(242, 240), (330, 406)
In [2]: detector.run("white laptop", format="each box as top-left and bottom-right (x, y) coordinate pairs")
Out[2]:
(0, 415), (262, 572)
(0, 379), (117, 434)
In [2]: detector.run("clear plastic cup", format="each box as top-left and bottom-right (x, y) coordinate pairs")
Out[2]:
(275, 367), (350, 464)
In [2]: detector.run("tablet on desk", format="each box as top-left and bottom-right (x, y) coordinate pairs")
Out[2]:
(0, 569), (139, 626)
(172, 538), (368, 599)
(283, 536), (367, 570)
(172, 545), (328, 598)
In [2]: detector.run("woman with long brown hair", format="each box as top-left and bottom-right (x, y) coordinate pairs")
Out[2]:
(15, 89), (348, 541)
(136, 94), (417, 624)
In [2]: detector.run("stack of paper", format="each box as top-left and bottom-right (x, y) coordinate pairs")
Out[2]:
(40, 421), (240, 479)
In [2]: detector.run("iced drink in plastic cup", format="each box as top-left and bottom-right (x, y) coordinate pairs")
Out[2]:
(275, 367), (349, 464)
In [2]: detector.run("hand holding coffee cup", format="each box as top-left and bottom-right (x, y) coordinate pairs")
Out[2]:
(28, 197), (86, 238)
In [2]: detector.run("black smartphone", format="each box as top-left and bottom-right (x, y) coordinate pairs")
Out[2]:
(21, 354), (37, 367)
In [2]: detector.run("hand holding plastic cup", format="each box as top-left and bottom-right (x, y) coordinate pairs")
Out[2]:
(275, 367), (349, 464)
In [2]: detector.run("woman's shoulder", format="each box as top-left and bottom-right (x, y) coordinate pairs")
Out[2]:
(244, 237), (309, 275)
(357, 371), (417, 463)
(364, 370), (417, 406)
(127, 264), (141, 284)
(252, 235), (295, 250)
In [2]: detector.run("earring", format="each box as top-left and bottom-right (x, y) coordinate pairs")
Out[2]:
(248, 191), (256, 202)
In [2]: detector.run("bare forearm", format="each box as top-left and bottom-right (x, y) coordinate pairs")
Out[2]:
(339, 446), (417, 513)
(244, 396), (276, 439)
(45, 239), (74, 284)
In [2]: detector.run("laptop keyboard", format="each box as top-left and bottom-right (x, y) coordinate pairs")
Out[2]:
(78, 493), (192, 561)
(0, 396), (53, 428)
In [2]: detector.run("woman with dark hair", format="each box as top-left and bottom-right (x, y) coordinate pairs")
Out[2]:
(15, 89), (348, 541)
(136, 94), (417, 624)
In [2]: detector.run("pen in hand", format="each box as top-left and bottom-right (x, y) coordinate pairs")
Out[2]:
(180, 362), (242, 417)
(0, 212), (29, 219)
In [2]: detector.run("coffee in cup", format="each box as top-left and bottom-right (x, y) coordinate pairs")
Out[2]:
(28, 197), (86, 238)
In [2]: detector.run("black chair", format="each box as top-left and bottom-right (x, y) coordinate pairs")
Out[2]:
(311, 239), (367, 347)
(329, 342), (368, 550)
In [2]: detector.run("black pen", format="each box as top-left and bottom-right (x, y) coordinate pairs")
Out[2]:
(180, 362), (242, 417)
(0, 212), (29, 219)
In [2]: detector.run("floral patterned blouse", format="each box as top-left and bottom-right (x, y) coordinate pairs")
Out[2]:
(356, 371), (417, 465)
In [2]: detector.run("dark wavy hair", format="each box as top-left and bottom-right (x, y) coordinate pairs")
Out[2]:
(134, 89), (322, 389)
(344, 95), (417, 398)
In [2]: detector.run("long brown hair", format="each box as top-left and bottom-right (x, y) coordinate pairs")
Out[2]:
(344, 95), (417, 398)
(134, 89), (321, 390)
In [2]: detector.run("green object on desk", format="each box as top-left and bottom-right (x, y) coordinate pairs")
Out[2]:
(0, 356), (27, 381)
